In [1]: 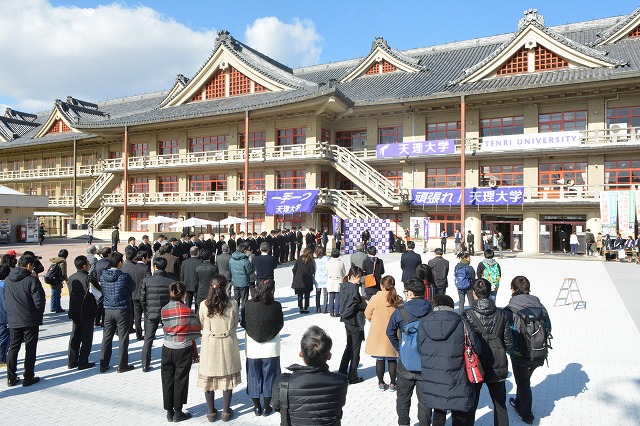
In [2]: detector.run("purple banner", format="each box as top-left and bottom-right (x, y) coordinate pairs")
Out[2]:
(411, 187), (524, 206)
(266, 190), (319, 215)
(376, 140), (455, 158)
(332, 215), (342, 234)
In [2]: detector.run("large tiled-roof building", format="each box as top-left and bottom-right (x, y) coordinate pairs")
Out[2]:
(3, 7), (640, 253)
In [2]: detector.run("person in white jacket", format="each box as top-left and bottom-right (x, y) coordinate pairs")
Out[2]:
(325, 249), (346, 317)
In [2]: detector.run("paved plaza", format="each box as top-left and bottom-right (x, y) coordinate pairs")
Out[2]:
(0, 239), (639, 425)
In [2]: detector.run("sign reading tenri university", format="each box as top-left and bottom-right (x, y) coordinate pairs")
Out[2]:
(482, 131), (580, 152)
(376, 140), (455, 158)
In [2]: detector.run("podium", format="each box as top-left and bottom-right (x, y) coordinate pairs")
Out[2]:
(554, 278), (586, 310)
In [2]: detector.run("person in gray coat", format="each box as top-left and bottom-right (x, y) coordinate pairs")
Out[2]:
(418, 294), (481, 426)
(195, 249), (218, 316)
(427, 248), (449, 296)
(216, 244), (233, 294)
(180, 246), (202, 310)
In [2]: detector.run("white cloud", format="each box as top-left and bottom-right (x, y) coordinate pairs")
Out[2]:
(245, 17), (323, 68)
(0, 0), (217, 112)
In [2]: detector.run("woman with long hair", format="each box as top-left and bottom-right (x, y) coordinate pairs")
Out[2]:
(160, 281), (201, 422)
(314, 246), (330, 313)
(198, 275), (241, 422)
(365, 275), (402, 391)
(416, 263), (436, 302)
(240, 279), (283, 417)
(326, 248), (346, 317)
(292, 247), (315, 314)
(362, 246), (385, 300)
(338, 267), (367, 384)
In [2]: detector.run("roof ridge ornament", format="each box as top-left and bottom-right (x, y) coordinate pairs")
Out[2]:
(518, 8), (544, 28)
(216, 29), (238, 49)
(372, 36), (390, 51)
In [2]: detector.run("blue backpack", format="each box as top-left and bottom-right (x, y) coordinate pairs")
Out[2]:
(454, 265), (472, 291)
(398, 307), (422, 372)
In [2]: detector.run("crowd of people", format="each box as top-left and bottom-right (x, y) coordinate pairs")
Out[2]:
(0, 229), (553, 425)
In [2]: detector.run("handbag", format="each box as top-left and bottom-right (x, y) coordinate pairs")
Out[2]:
(364, 258), (377, 288)
(423, 280), (436, 302)
(463, 320), (484, 383)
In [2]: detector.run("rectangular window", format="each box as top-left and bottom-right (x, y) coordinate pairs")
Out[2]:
(129, 212), (149, 232)
(379, 126), (403, 144)
(158, 175), (179, 194)
(539, 111), (587, 132)
(41, 182), (57, 197)
(426, 167), (461, 188)
(159, 139), (180, 157)
(480, 116), (524, 137)
(239, 131), (266, 149)
(538, 162), (587, 198)
(336, 129), (367, 150)
(606, 106), (640, 127)
(156, 212), (179, 232)
(276, 170), (306, 189)
(275, 212), (305, 230)
(430, 214), (461, 239)
(189, 174), (227, 192)
(604, 160), (640, 189)
(109, 151), (122, 159)
(238, 171), (266, 192)
(61, 155), (73, 168)
(42, 157), (56, 169)
(188, 135), (228, 154)
(276, 127), (306, 149)
(131, 143), (149, 157)
(62, 181), (73, 197)
(9, 160), (20, 171)
(479, 165), (524, 186)
(335, 172), (355, 190)
(427, 121), (461, 140)
(321, 129), (331, 143)
(378, 213), (403, 236)
(27, 158), (38, 170)
(245, 212), (265, 234)
(130, 177), (149, 194)
(380, 169), (403, 189)
(80, 153), (96, 166)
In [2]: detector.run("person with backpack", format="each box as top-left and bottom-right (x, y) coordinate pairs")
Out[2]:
(386, 278), (433, 426)
(453, 252), (474, 314)
(462, 278), (512, 426)
(477, 249), (502, 302)
(504, 276), (552, 425)
(47, 249), (69, 313)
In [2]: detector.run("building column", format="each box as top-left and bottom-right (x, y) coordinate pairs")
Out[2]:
(522, 211), (539, 254)
(465, 209), (482, 253)
(586, 211), (601, 236)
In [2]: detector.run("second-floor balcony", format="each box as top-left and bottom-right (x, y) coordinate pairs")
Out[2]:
(0, 165), (99, 182)
(101, 190), (267, 207)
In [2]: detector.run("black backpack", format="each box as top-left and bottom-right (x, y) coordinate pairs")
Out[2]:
(467, 309), (507, 375)
(513, 306), (552, 365)
(44, 263), (61, 286)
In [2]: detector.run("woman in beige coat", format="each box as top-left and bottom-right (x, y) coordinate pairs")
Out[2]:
(326, 248), (346, 317)
(198, 276), (241, 422)
(364, 275), (402, 392)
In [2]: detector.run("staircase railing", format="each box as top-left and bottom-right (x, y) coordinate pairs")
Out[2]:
(319, 188), (377, 219)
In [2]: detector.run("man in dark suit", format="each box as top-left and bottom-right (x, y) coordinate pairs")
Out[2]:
(253, 242), (278, 291)
(334, 229), (342, 252)
(400, 241), (423, 284)
(266, 231), (275, 256)
(280, 229), (289, 263)
(124, 237), (138, 262)
(129, 251), (151, 341)
(205, 233), (216, 254)
(180, 246), (202, 310)
(67, 255), (97, 370)
(296, 227), (304, 259)
(140, 257), (173, 372)
(215, 244), (233, 294)
(138, 235), (153, 257)
(236, 231), (245, 248)
(227, 234), (237, 254)
(321, 228), (329, 248)
(305, 229), (316, 253)
(215, 235), (226, 255)
(466, 231), (475, 256)
(195, 249), (217, 316)
(274, 230), (282, 264)
(289, 229), (296, 261)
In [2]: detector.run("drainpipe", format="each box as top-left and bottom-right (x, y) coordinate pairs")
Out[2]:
(123, 125), (129, 232)
(244, 109), (250, 232)
(72, 138), (77, 221)
(460, 95), (466, 233)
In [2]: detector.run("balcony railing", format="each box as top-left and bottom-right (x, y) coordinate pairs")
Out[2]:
(47, 196), (75, 207)
(101, 190), (267, 206)
(0, 164), (102, 182)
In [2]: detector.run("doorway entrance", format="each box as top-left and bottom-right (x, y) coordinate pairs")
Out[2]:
(482, 215), (523, 251)
(539, 215), (586, 253)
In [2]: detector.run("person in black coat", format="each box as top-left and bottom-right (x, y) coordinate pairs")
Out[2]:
(305, 230), (316, 254)
(138, 235), (153, 258)
(253, 243), (278, 287)
(67, 255), (98, 370)
(195, 249), (218, 315)
(427, 248), (449, 296)
(338, 267), (367, 384)
(272, 326), (348, 426)
(400, 241), (422, 284)
(140, 257), (174, 372)
(418, 294), (481, 426)
(180, 246), (202, 310)
(362, 246), (385, 300)
(296, 227), (304, 259)
(291, 248), (315, 314)
(129, 251), (151, 341)
(462, 278), (512, 426)
(241, 279), (284, 416)
(93, 247), (111, 327)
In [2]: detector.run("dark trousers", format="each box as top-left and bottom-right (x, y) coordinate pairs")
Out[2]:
(112, 242), (118, 253)
(339, 322), (362, 381)
(142, 316), (161, 369)
(296, 243), (302, 259)
(95, 298), (105, 326)
(281, 246), (288, 263)
(336, 241), (342, 252)
(132, 299), (144, 340)
(458, 289), (474, 314)
(295, 290), (310, 310)
(0, 323), (10, 362)
(440, 239), (447, 253)
(88, 235), (93, 245)
(328, 292), (340, 316)
(161, 345), (193, 412)
(100, 309), (131, 370)
(7, 326), (39, 382)
(185, 291), (196, 311)
(466, 381), (508, 426)
(234, 286), (249, 313)
(435, 286), (446, 296)
(289, 243), (296, 261)
(397, 374), (432, 425)
(246, 356), (281, 398)
(511, 359), (538, 420)
(433, 409), (467, 426)
(273, 248), (280, 264)
(68, 315), (95, 366)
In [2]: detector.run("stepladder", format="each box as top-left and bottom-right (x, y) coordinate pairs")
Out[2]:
(554, 278), (586, 310)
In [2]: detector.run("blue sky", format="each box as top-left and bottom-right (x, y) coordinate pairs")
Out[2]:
(1, 0), (636, 113)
